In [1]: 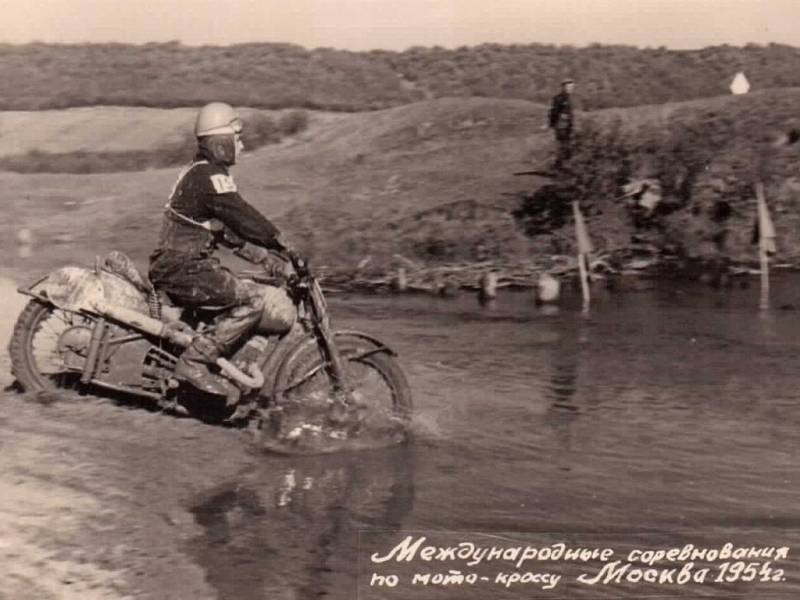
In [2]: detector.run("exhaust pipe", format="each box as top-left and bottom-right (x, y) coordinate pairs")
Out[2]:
(91, 300), (265, 389)
(218, 359), (264, 389)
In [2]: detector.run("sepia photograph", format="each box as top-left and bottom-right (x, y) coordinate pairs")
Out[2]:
(0, 1), (798, 598)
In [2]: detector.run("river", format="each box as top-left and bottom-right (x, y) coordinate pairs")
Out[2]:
(1, 274), (799, 598)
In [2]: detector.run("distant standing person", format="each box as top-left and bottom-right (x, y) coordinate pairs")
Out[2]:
(547, 78), (575, 169)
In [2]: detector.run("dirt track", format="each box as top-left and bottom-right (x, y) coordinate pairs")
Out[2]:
(0, 277), (258, 599)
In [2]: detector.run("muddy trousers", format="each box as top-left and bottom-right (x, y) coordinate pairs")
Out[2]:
(150, 256), (265, 365)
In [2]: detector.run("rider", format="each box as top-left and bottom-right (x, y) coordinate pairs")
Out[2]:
(149, 102), (296, 396)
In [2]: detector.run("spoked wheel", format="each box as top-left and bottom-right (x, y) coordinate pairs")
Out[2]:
(274, 337), (413, 419)
(9, 299), (94, 392)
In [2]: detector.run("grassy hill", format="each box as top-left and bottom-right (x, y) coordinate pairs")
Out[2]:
(3, 89), (800, 284)
(3, 42), (800, 112)
(0, 97), (544, 280)
(0, 106), (310, 172)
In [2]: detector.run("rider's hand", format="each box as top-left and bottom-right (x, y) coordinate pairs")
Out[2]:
(279, 258), (295, 280)
(234, 243), (271, 264)
(280, 245), (305, 268)
(287, 248), (304, 266)
(262, 257), (294, 281)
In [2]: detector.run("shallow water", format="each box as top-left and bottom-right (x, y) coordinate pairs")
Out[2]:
(187, 275), (800, 599)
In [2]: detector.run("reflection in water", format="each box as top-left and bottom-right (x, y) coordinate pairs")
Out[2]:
(542, 321), (581, 470)
(189, 445), (415, 599)
(143, 278), (800, 598)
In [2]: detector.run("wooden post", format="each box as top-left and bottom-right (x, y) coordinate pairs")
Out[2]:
(393, 267), (407, 292)
(572, 201), (593, 312)
(478, 271), (497, 305)
(578, 253), (590, 313)
(759, 245), (770, 311)
(755, 182), (775, 311)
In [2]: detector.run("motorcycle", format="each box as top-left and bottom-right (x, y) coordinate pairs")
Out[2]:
(8, 250), (412, 443)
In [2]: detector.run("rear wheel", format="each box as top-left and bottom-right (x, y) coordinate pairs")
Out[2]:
(9, 299), (94, 392)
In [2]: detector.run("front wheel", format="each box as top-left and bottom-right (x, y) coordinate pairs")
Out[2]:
(273, 336), (412, 419)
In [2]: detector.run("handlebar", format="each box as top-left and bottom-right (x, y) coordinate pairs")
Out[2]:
(236, 249), (311, 289)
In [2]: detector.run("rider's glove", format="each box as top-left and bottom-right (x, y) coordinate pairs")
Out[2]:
(264, 259), (295, 281)
(234, 243), (271, 264)
(286, 248), (303, 265)
(276, 242), (305, 268)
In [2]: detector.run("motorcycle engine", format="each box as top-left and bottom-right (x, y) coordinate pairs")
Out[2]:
(57, 325), (93, 370)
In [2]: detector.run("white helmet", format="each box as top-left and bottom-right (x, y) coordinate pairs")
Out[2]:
(194, 102), (243, 137)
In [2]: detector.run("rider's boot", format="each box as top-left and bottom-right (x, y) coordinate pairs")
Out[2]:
(175, 336), (238, 401)
(176, 291), (265, 403)
(203, 296), (265, 406)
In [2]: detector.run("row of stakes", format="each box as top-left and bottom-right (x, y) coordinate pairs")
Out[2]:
(392, 267), (562, 305)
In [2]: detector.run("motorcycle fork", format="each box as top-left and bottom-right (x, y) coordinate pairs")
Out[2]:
(306, 281), (356, 406)
(318, 324), (349, 392)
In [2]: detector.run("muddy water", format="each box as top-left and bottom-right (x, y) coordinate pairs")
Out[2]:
(2, 275), (800, 598)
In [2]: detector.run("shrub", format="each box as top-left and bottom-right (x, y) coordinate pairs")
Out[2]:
(242, 113), (280, 148)
(4, 42), (800, 112)
(277, 110), (309, 136)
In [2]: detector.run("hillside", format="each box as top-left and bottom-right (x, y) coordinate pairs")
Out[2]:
(0, 97), (544, 280)
(3, 42), (800, 112)
(0, 106), (311, 172)
(3, 90), (800, 284)
(0, 106), (304, 156)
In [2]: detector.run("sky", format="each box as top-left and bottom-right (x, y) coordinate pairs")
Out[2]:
(2, 0), (799, 51)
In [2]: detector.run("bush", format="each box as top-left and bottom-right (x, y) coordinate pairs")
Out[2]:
(242, 113), (280, 148)
(278, 110), (309, 136)
(514, 91), (800, 261)
(4, 42), (800, 112)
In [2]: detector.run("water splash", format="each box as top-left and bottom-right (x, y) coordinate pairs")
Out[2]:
(249, 392), (410, 455)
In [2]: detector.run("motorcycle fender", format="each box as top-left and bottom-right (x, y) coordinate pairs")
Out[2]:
(335, 330), (397, 357)
(267, 330), (396, 398)
(23, 266), (104, 312)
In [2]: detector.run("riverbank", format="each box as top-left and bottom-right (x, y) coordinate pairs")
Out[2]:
(0, 388), (262, 599)
(313, 252), (786, 296)
(5, 93), (800, 290)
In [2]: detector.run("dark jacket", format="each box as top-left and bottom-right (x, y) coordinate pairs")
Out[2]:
(150, 151), (283, 271)
(548, 92), (573, 130)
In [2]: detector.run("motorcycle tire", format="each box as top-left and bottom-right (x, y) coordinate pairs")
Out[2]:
(9, 299), (92, 392)
(273, 337), (412, 418)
